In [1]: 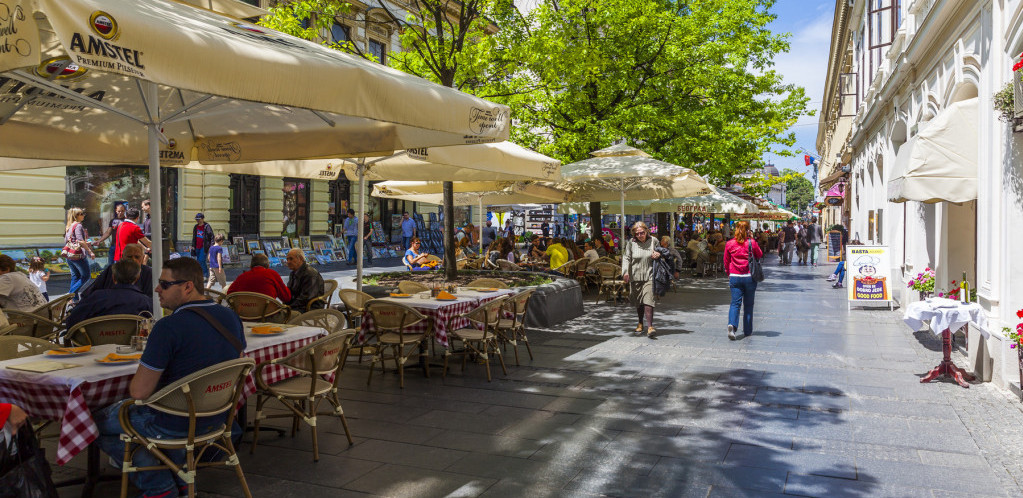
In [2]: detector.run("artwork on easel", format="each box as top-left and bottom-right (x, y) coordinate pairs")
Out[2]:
(246, 241), (260, 254)
(225, 245), (238, 263)
(300, 236), (313, 251)
(263, 241), (277, 258)
(290, 237), (301, 250)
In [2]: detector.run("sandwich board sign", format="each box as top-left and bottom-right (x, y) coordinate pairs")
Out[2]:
(847, 245), (893, 310)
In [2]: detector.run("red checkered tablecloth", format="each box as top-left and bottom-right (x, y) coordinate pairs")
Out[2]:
(359, 299), (476, 348)
(0, 332), (324, 466)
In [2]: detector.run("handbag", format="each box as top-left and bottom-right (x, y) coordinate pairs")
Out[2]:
(748, 240), (765, 282)
(0, 425), (59, 498)
(61, 223), (84, 260)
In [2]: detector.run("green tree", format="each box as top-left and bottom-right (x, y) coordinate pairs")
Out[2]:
(781, 168), (813, 214)
(505, 0), (810, 182)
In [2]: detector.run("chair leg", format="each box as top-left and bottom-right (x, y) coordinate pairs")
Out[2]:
(481, 342), (492, 382)
(521, 330), (534, 361)
(310, 416), (319, 462)
(250, 395), (265, 454)
(329, 395), (354, 445)
(224, 436), (254, 498)
(442, 351), (450, 378)
(120, 440), (131, 498)
(397, 346), (406, 388)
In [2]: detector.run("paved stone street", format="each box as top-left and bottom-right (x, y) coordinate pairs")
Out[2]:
(52, 254), (1023, 497)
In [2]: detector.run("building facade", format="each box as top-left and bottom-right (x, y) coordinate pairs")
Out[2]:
(818, 0), (1023, 388)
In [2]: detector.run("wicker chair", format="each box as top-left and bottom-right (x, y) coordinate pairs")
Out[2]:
(397, 281), (430, 294)
(2, 310), (62, 340)
(494, 289), (536, 365)
(251, 331), (355, 461)
(30, 294), (75, 323)
(203, 287), (228, 304)
(67, 314), (143, 347)
(551, 260), (575, 276)
(225, 292), (291, 323)
(363, 300), (431, 388)
(0, 336), (54, 360)
(594, 262), (625, 305)
(117, 358), (255, 498)
(337, 289), (376, 365)
(306, 279), (339, 311)
(573, 258), (596, 292)
(444, 296), (509, 381)
(466, 278), (509, 289)
(288, 308), (346, 332)
(495, 259), (520, 272)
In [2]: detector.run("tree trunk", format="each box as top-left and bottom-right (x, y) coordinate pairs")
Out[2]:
(443, 181), (457, 280)
(589, 201), (602, 238)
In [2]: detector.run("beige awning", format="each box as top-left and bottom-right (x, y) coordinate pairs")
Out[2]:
(342, 142), (562, 182)
(888, 98), (978, 203)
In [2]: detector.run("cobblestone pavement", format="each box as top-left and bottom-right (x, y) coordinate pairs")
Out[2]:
(52, 254), (1023, 497)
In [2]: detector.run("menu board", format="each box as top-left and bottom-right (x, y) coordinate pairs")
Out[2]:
(847, 245), (892, 309)
(827, 230), (843, 262)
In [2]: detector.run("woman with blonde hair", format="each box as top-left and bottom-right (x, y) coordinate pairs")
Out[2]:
(723, 220), (763, 340)
(64, 207), (95, 294)
(622, 221), (666, 337)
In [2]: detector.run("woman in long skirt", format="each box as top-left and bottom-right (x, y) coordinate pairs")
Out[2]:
(622, 221), (661, 337)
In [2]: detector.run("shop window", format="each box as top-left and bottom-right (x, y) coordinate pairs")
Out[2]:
(839, 72), (858, 116)
(369, 39), (387, 65)
(282, 178), (310, 237)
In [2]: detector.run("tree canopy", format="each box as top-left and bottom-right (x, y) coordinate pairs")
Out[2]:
(781, 168), (814, 214)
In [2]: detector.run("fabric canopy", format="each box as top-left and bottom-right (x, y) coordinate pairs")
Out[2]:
(557, 185), (757, 215)
(0, 0), (511, 168)
(888, 98), (978, 203)
(341, 142), (562, 182)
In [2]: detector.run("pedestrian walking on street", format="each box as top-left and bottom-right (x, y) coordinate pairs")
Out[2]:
(807, 216), (823, 267)
(344, 209), (359, 264)
(28, 257), (50, 301)
(94, 202), (126, 267)
(827, 224), (850, 288)
(190, 213), (214, 280)
(400, 212), (417, 250)
(780, 220), (797, 265)
(206, 234), (227, 289)
(622, 221), (661, 337)
(796, 221), (809, 265)
(63, 207), (95, 295)
(724, 221), (763, 340)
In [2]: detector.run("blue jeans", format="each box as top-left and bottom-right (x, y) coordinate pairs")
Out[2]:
(194, 248), (209, 279)
(728, 275), (757, 336)
(836, 261), (846, 284)
(364, 239), (374, 263)
(67, 257), (91, 294)
(95, 400), (192, 498)
(346, 235), (358, 263)
(402, 236), (413, 251)
(809, 243), (821, 265)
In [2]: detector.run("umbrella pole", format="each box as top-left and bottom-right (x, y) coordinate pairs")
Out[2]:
(478, 195), (484, 257)
(357, 162), (365, 292)
(620, 179), (626, 251)
(145, 81), (164, 316)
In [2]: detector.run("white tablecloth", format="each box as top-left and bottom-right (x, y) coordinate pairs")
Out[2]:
(903, 298), (990, 338)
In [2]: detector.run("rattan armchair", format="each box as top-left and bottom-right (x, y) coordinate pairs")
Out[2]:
(203, 287), (228, 304)
(30, 294), (75, 323)
(444, 296), (509, 381)
(117, 358), (255, 498)
(466, 278), (509, 289)
(397, 280), (430, 294)
(306, 279), (339, 311)
(337, 289), (376, 366)
(551, 260), (575, 276)
(2, 310), (62, 340)
(363, 300), (431, 388)
(495, 259), (520, 272)
(594, 262), (626, 305)
(495, 289), (536, 365)
(225, 292), (291, 323)
(0, 336), (54, 360)
(67, 314), (143, 346)
(251, 331), (355, 461)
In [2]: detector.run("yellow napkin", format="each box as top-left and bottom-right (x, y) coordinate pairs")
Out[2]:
(436, 291), (456, 300)
(46, 345), (92, 355)
(251, 326), (284, 335)
(389, 293), (411, 297)
(101, 352), (142, 362)
(7, 361), (81, 373)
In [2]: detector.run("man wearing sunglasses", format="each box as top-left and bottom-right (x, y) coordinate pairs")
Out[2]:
(93, 257), (245, 498)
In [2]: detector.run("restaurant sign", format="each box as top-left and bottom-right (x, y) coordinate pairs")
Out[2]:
(676, 204), (708, 213)
(847, 245), (892, 308)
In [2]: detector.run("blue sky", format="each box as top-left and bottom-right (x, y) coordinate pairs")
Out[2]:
(761, 0), (836, 181)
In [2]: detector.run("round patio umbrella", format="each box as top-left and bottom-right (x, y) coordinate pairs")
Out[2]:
(558, 185), (759, 215)
(558, 145), (711, 245)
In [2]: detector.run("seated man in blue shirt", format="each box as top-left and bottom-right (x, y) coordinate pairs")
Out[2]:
(80, 243), (153, 299)
(65, 258), (152, 331)
(93, 257), (246, 498)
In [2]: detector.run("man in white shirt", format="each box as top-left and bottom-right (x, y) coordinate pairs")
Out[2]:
(583, 241), (600, 262)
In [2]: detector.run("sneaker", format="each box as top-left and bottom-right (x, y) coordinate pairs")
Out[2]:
(833, 282), (842, 288)
(826, 274), (836, 281)
(727, 325), (736, 341)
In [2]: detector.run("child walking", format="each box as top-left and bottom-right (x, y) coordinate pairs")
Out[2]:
(28, 257), (50, 301)
(207, 234), (227, 289)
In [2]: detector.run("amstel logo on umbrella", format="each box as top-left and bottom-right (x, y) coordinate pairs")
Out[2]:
(34, 56), (88, 80)
(89, 11), (118, 40)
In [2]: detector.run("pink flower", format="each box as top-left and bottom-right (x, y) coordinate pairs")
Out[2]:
(1016, 309), (1023, 319)
(908, 280), (915, 287)
(1012, 344), (1017, 349)
(938, 293), (944, 297)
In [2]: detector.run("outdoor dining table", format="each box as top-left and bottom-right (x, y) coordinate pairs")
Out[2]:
(358, 288), (517, 348)
(903, 297), (990, 388)
(0, 323), (328, 497)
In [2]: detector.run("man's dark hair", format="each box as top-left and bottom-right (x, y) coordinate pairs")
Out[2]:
(112, 259), (141, 284)
(403, 211), (409, 216)
(250, 253), (270, 269)
(126, 208), (140, 220)
(811, 217), (818, 223)
(0, 255), (15, 272)
(347, 209), (355, 215)
(163, 257), (203, 291)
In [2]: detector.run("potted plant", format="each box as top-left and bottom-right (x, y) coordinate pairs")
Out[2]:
(1003, 309), (1023, 399)
(907, 267), (936, 300)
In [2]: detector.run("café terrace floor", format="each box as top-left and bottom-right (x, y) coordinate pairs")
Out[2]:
(50, 254), (1023, 497)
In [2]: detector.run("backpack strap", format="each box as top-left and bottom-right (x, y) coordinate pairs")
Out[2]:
(183, 306), (244, 355)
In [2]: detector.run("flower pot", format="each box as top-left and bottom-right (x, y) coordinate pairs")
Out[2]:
(919, 291), (933, 300)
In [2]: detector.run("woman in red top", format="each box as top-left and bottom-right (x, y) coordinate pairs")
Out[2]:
(723, 221), (763, 340)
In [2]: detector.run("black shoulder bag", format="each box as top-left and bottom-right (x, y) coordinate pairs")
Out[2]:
(184, 307), (245, 357)
(748, 240), (765, 282)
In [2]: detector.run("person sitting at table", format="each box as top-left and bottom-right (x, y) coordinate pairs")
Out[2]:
(593, 234), (610, 257)
(285, 249), (324, 311)
(65, 259), (152, 331)
(93, 257), (246, 498)
(0, 254), (47, 311)
(403, 237), (432, 270)
(80, 243), (153, 299)
(226, 253), (291, 302)
(686, 233), (711, 277)
(583, 241), (600, 263)
(546, 237), (569, 270)
(527, 235), (546, 262)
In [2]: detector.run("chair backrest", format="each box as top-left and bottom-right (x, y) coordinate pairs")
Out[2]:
(574, 258), (590, 276)
(462, 296), (508, 333)
(552, 260), (575, 275)
(204, 287), (228, 304)
(322, 279), (339, 305)
(0, 336), (54, 360)
(364, 300), (428, 334)
(2, 310), (62, 339)
(594, 262), (621, 279)
(467, 278), (509, 289)
(338, 289), (373, 313)
(225, 292), (290, 323)
(496, 259), (519, 272)
(31, 294), (75, 323)
(68, 314), (143, 346)
(276, 330), (354, 377)
(397, 281), (430, 294)
(142, 357), (255, 420)
(288, 308), (346, 334)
